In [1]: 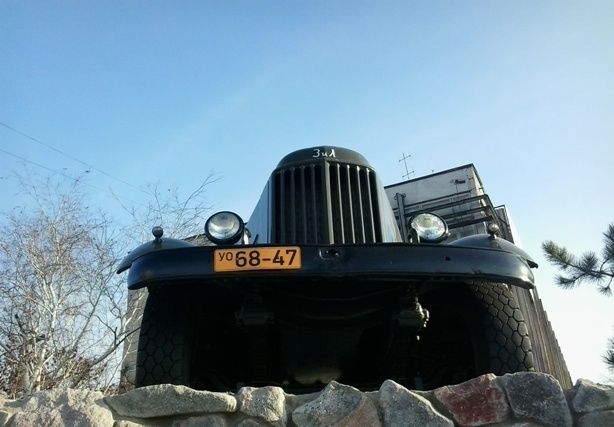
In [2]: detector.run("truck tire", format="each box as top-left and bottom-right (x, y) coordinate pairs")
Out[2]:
(418, 282), (534, 387)
(467, 283), (535, 374)
(135, 287), (192, 387)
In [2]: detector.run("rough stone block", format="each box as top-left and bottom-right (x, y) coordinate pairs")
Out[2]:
(380, 380), (453, 427)
(577, 410), (614, 427)
(10, 389), (113, 427)
(501, 372), (572, 427)
(572, 379), (614, 413)
(173, 414), (228, 427)
(105, 384), (237, 418)
(492, 422), (545, 427)
(0, 410), (12, 427)
(114, 421), (147, 427)
(237, 386), (287, 426)
(284, 391), (321, 413)
(292, 381), (381, 427)
(434, 373), (510, 426)
(236, 419), (270, 427)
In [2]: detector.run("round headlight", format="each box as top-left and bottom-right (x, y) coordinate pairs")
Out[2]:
(410, 213), (449, 243)
(204, 211), (245, 244)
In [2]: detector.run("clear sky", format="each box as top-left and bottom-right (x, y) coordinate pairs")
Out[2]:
(1, 1), (613, 383)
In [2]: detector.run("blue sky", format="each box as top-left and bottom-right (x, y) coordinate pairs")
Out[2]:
(1, 1), (613, 383)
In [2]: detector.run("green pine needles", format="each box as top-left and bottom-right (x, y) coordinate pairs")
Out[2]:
(542, 223), (614, 296)
(543, 223), (614, 375)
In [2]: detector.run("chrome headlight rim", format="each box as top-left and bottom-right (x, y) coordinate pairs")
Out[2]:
(204, 211), (245, 245)
(409, 212), (449, 243)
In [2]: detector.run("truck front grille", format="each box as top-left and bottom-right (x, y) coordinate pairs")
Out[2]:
(272, 162), (381, 244)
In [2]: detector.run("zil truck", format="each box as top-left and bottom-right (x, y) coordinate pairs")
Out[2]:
(118, 147), (539, 393)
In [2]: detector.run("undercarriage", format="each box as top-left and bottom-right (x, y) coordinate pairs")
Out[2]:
(136, 279), (534, 393)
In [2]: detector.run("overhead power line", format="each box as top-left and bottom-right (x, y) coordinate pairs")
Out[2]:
(0, 121), (152, 197)
(0, 146), (149, 209)
(0, 147), (107, 193)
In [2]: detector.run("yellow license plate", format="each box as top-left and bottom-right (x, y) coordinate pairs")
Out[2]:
(214, 246), (301, 272)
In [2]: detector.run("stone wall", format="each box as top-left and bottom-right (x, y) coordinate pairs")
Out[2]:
(1, 373), (612, 426)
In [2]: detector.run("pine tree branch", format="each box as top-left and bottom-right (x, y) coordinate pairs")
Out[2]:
(605, 336), (614, 370)
(543, 235), (614, 293)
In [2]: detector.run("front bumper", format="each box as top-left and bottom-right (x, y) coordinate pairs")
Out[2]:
(123, 243), (535, 290)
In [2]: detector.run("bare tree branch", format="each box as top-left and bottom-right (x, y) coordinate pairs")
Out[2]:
(0, 170), (214, 397)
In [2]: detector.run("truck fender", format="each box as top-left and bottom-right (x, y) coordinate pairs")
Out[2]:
(449, 234), (538, 268)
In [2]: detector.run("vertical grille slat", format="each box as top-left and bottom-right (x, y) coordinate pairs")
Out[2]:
(347, 165), (357, 243)
(310, 165), (318, 243)
(323, 163), (334, 243)
(340, 165), (353, 243)
(290, 168), (296, 243)
(282, 170), (292, 243)
(330, 163), (345, 243)
(355, 166), (366, 242)
(328, 163), (338, 242)
(363, 169), (376, 243)
(271, 161), (381, 244)
(300, 167), (307, 243)
(273, 172), (282, 242)
(368, 170), (382, 242)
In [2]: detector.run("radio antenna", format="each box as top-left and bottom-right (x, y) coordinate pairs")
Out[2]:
(398, 153), (415, 180)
